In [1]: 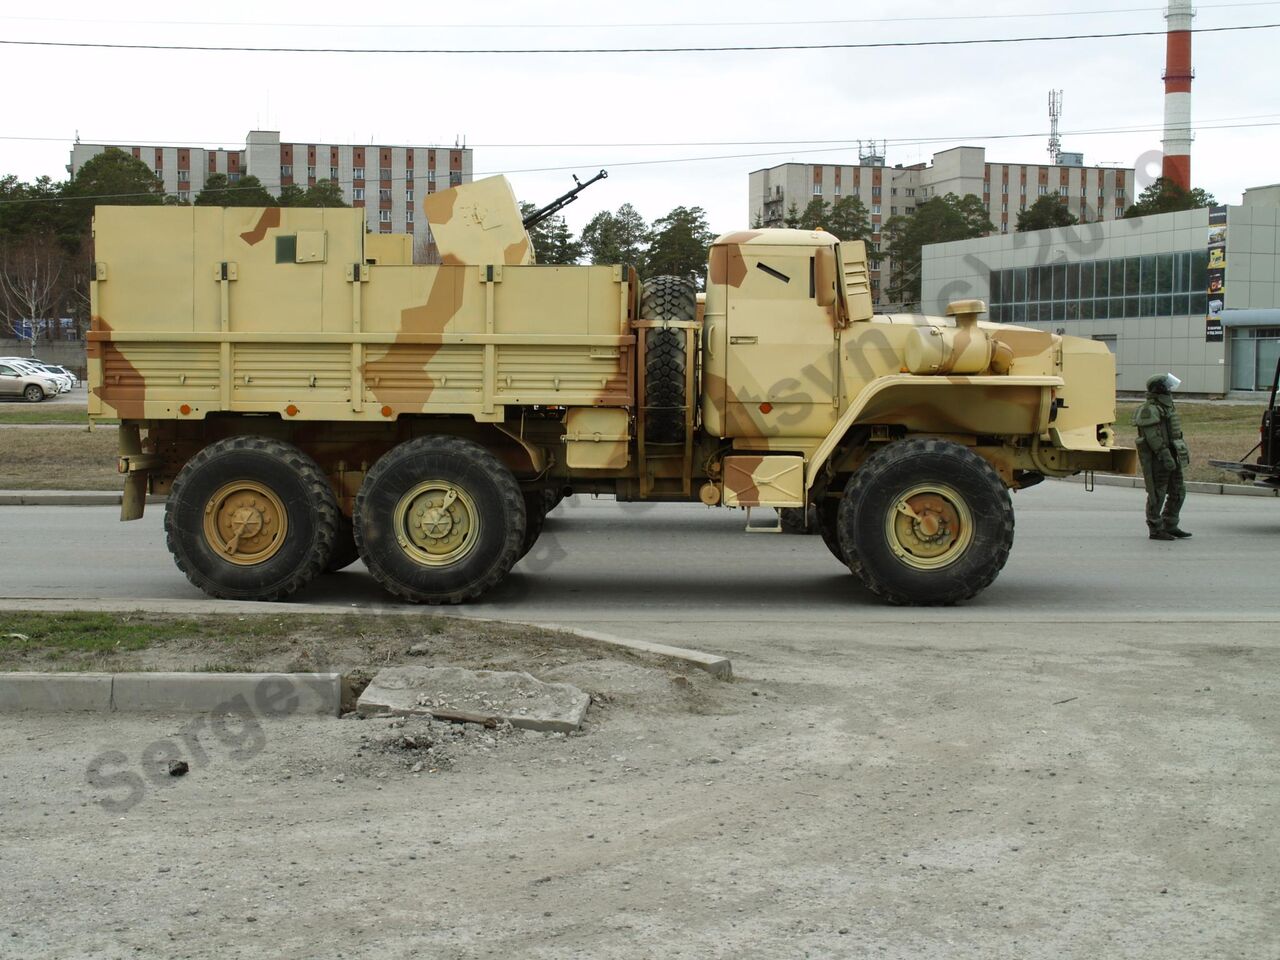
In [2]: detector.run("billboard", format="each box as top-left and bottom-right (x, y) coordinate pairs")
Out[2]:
(1205, 206), (1227, 342)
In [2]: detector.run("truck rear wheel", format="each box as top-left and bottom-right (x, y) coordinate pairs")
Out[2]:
(778, 505), (817, 535)
(838, 439), (1013, 605)
(325, 514), (361, 573)
(354, 436), (526, 604)
(641, 276), (697, 443)
(519, 491), (547, 561)
(164, 437), (339, 601)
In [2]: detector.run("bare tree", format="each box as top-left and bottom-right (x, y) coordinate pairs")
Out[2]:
(413, 233), (441, 265)
(0, 232), (65, 356)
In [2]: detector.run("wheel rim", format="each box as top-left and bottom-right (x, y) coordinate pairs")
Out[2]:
(885, 482), (974, 570)
(201, 480), (289, 566)
(393, 479), (480, 567)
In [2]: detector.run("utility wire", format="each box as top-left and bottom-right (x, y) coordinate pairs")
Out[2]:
(3, 115), (1276, 208)
(7, 112), (1280, 152)
(1, 22), (1277, 55)
(1, 2), (1276, 30)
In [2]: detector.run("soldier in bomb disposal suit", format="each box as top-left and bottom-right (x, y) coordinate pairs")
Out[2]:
(1133, 373), (1192, 541)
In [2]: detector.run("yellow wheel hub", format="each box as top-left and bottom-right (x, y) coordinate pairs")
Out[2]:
(394, 480), (479, 567)
(202, 480), (288, 566)
(886, 483), (974, 570)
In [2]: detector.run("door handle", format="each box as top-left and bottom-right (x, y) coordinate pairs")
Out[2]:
(730, 336), (758, 345)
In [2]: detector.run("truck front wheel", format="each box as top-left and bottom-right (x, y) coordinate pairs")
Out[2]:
(838, 439), (1014, 605)
(164, 437), (340, 601)
(354, 436), (526, 604)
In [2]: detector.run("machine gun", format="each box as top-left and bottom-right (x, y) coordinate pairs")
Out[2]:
(522, 170), (608, 229)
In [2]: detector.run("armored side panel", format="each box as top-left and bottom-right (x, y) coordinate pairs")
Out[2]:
(420, 175), (535, 267)
(89, 205), (633, 425)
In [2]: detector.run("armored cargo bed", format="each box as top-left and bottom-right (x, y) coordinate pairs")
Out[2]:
(89, 205), (635, 424)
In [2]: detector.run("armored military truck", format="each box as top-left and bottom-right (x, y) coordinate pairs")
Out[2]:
(88, 175), (1135, 606)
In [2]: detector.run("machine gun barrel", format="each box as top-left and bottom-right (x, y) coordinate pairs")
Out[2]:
(522, 170), (608, 229)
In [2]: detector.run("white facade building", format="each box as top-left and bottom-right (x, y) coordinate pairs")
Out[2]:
(69, 131), (473, 257)
(749, 146), (1136, 308)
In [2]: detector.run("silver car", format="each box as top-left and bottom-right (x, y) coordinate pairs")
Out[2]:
(0, 361), (58, 401)
(0, 358), (71, 393)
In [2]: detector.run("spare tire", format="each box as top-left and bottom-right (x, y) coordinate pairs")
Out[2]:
(640, 276), (697, 444)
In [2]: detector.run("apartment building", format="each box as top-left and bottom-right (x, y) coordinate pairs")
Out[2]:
(69, 130), (473, 257)
(749, 146), (1136, 307)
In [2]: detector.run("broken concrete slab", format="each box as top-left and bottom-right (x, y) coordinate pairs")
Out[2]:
(357, 665), (590, 733)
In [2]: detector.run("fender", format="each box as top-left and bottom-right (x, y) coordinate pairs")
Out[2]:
(806, 374), (1063, 488)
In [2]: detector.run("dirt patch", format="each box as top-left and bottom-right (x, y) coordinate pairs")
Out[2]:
(0, 610), (703, 679)
(1117, 400), (1265, 483)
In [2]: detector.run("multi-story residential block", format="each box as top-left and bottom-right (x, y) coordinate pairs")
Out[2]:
(749, 146), (1136, 307)
(69, 130), (472, 259)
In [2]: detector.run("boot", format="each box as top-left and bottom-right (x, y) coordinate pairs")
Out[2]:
(1149, 530), (1176, 541)
(1166, 527), (1192, 539)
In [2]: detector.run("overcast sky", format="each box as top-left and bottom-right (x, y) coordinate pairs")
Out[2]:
(2, 1), (1278, 234)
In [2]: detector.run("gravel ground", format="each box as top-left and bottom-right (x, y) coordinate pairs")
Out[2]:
(1, 623), (1276, 960)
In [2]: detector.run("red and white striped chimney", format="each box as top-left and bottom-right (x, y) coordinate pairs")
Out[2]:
(1162, 0), (1195, 189)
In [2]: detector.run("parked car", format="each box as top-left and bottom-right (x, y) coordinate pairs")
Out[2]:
(0, 361), (58, 401)
(43, 364), (78, 387)
(0, 358), (71, 393)
(35, 363), (74, 392)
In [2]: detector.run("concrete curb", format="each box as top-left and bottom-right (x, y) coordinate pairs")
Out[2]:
(0, 672), (114, 711)
(0, 601), (736, 681)
(1054, 474), (1280, 498)
(520, 621), (734, 680)
(0, 671), (342, 716)
(0, 491), (166, 506)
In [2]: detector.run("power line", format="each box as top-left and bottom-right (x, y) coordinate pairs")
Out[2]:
(1, 3), (1276, 31)
(5, 112), (1280, 154)
(1, 22), (1277, 55)
(3, 115), (1276, 208)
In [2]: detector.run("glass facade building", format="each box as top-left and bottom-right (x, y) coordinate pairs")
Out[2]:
(988, 252), (1208, 325)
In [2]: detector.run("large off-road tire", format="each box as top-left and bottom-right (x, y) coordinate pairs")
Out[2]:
(23, 384), (45, 403)
(354, 436), (525, 604)
(816, 498), (846, 563)
(164, 437), (340, 601)
(641, 276), (697, 444)
(838, 439), (1014, 605)
(325, 514), (361, 573)
(543, 488), (566, 515)
(519, 491), (548, 561)
(777, 505), (818, 535)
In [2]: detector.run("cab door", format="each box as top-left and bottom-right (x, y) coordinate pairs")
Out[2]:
(724, 241), (839, 439)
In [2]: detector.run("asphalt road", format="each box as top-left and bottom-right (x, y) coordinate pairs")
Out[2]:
(4, 484), (1279, 959)
(2, 482), (1277, 658)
